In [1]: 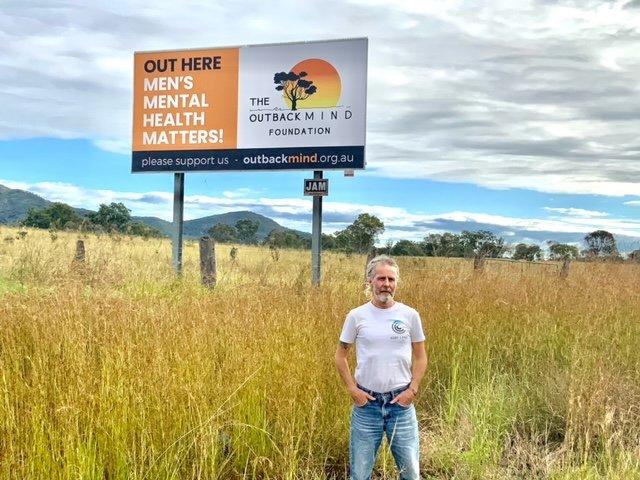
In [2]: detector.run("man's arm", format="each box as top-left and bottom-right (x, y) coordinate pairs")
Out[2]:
(409, 340), (428, 393)
(335, 341), (375, 406)
(391, 341), (427, 405)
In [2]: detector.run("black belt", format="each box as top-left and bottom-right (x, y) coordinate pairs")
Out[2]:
(357, 383), (409, 400)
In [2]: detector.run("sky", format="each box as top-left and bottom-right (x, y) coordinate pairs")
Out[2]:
(1, 0), (640, 251)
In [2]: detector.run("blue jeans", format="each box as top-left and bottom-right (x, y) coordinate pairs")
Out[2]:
(350, 384), (420, 480)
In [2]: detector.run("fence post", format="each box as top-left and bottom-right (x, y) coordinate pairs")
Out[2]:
(364, 247), (379, 281)
(560, 258), (570, 278)
(74, 239), (85, 262)
(199, 237), (217, 288)
(473, 254), (485, 272)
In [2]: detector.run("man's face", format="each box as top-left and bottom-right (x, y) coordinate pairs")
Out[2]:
(370, 264), (398, 305)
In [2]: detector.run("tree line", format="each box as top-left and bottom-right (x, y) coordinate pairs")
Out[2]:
(211, 213), (638, 261)
(21, 203), (640, 261)
(386, 231), (627, 261)
(21, 202), (163, 238)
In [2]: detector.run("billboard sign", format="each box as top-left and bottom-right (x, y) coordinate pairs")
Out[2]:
(132, 38), (367, 173)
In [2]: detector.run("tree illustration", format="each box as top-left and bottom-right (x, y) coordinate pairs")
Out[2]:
(273, 71), (317, 110)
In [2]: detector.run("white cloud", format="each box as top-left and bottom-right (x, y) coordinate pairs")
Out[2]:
(3, 1), (640, 196)
(543, 207), (609, 218)
(222, 188), (258, 199)
(0, 179), (30, 191)
(93, 139), (132, 155)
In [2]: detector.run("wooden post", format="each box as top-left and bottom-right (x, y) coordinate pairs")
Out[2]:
(473, 254), (485, 271)
(199, 237), (217, 288)
(74, 240), (85, 262)
(560, 258), (570, 278)
(364, 247), (379, 281)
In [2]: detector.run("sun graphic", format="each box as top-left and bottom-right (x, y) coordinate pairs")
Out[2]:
(283, 58), (341, 109)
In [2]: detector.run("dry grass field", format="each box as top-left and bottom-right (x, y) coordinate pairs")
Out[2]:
(1, 226), (639, 479)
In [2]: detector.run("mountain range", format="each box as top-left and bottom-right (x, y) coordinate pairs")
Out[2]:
(2, 183), (639, 252)
(0, 184), (307, 240)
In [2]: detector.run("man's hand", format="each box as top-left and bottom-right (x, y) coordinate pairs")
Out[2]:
(335, 341), (375, 406)
(349, 386), (376, 407)
(390, 388), (416, 407)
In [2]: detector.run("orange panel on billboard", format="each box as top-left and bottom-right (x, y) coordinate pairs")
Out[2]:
(132, 48), (239, 151)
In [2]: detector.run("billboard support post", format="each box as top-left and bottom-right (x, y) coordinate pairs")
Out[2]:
(172, 172), (185, 275)
(311, 170), (323, 286)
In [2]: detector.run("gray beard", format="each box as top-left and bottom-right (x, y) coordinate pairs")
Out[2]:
(377, 293), (393, 303)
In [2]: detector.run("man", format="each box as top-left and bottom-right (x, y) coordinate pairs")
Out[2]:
(335, 255), (427, 480)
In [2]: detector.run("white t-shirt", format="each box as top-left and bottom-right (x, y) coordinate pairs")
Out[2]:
(339, 301), (426, 393)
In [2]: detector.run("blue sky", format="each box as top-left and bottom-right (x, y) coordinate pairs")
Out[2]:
(2, 1), (640, 251)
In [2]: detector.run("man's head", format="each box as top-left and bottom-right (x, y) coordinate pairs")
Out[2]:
(365, 255), (399, 307)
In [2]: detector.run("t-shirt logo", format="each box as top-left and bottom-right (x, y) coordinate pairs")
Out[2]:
(391, 320), (407, 335)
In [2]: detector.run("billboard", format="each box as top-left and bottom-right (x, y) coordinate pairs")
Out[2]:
(132, 38), (367, 173)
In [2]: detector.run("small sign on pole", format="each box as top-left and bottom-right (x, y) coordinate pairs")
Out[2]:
(304, 178), (328, 196)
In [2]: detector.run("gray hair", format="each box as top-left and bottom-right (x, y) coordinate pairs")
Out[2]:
(364, 255), (399, 299)
(365, 254), (400, 283)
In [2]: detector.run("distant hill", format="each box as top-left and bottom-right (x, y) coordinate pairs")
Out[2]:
(0, 184), (307, 241)
(182, 210), (308, 240)
(132, 211), (308, 241)
(0, 184), (93, 224)
(0, 184), (51, 224)
(131, 216), (172, 236)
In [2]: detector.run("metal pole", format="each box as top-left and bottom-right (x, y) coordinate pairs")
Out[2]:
(311, 170), (323, 286)
(172, 172), (185, 276)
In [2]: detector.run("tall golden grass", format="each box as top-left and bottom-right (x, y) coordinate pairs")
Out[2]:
(0, 227), (639, 479)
